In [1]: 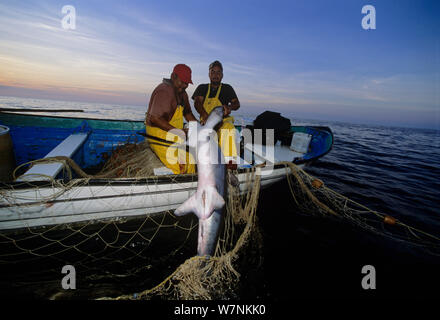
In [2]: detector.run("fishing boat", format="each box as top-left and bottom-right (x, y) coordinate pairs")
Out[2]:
(0, 111), (333, 233)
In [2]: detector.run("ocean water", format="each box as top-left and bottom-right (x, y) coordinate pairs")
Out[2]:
(1, 96), (439, 299)
(0, 96), (147, 121)
(309, 122), (440, 226)
(258, 120), (440, 300)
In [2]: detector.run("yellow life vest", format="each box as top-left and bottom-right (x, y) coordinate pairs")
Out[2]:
(202, 84), (237, 158)
(146, 105), (195, 174)
(202, 83), (234, 124)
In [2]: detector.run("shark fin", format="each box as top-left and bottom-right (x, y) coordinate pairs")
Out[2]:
(199, 186), (225, 220)
(174, 193), (198, 217)
(175, 187), (225, 220)
(209, 187), (225, 211)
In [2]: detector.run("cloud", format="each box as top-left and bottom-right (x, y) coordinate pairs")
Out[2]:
(0, 4), (162, 95)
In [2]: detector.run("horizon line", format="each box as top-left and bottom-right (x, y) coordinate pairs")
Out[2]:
(0, 94), (438, 131)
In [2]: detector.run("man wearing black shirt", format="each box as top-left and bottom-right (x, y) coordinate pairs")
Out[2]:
(192, 61), (240, 162)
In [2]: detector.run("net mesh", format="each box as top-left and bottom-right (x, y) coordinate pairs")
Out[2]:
(0, 142), (439, 300)
(104, 169), (262, 300)
(280, 161), (440, 256)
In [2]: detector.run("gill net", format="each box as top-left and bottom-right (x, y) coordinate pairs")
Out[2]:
(279, 161), (440, 255)
(0, 140), (263, 300)
(0, 141), (439, 300)
(104, 168), (262, 300)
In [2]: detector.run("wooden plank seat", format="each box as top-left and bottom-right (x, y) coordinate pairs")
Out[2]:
(17, 133), (89, 181)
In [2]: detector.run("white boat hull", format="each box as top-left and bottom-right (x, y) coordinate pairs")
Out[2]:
(0, 165), (295, 232)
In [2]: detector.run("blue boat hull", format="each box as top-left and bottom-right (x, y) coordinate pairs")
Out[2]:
(0, 111), (333, 180)
(0, 112), (146, 171)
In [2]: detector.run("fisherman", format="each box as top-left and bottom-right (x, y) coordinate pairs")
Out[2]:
(192, 60), (240, 164)
(145, 64), (198, 174)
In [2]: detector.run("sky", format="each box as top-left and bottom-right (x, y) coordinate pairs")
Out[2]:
(0, 0), (439, 129)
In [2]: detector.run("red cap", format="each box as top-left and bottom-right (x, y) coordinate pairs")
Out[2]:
(173, 64), (193, 84)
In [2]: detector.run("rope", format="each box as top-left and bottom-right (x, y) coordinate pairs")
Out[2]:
(279, 161), (440, 245)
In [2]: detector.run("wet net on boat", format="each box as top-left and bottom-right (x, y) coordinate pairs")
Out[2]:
(0, 141), (439, 299)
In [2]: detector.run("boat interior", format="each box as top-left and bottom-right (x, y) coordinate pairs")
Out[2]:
(0, 113), (331, 183)
(15, 130), (314, 182)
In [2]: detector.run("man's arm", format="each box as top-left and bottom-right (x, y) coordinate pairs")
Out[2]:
(146, 88), (186, 139)
(192, 84), (209, 123)
(147, 113), (176, 132)
(226, 98), (240, 111)
(223, 85), (240, 117)
(147, 113), (187, 141)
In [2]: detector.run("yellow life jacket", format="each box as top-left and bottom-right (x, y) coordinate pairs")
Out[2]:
(146, 105), (195, 174)
(202, 84), (237, 158)
(202, 83), (234, 124)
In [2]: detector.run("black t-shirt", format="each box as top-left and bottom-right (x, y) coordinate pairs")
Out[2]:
(191, 83), (238, 105)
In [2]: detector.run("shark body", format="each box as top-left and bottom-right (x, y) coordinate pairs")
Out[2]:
(174, 106), (226, 256)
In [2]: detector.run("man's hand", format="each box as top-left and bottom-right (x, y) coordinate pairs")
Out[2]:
(223, 105), (232, 117)
(200, 109), (209, 125)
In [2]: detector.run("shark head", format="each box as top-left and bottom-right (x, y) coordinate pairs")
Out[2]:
(187, 106), (223, 148)
(203, 106), (224, 130)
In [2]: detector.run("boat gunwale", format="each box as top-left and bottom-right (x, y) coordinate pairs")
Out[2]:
(0, 163), (294, 190)
(0, 110), (145, 124)
(0, 111), (335, 134)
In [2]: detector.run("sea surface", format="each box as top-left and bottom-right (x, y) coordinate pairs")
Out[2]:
(1, 96), (439, 300)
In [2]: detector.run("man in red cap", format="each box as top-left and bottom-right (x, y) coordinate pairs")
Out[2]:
(145, 64), (198, 174)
